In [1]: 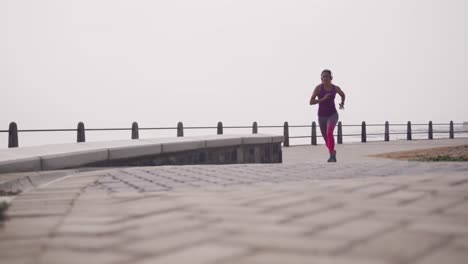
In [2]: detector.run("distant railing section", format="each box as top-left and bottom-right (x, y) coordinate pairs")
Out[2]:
(284, 121), (467, 146)
(1, 121), (467, 148)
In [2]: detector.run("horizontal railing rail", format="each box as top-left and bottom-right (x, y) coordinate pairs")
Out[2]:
(2, 120), (467, 148)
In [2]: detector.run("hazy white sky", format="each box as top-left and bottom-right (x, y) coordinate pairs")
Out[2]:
(1, 0), (468, 133)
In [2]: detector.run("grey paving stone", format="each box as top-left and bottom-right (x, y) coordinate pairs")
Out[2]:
(290, 208), (368, 228)
(211, 221), (312, 236)
(345, 229), (449, 263)
(121, 218), (213, 240)
(310, 218), (399, 241)
(47, 235), (128, 251)
(227, 252), (392, 264)
(442, 200), (468, 218)
(406, 216), (468, 236)
(38, 249), (133, 264)
(121, 228), (228, 256)
(451, 237), (468, 251)
(222, 232), (351, 254)
(0, 237), (48, 258)
(0, 216), (62, 238)
(135, 242), (250, 264)
(54, 221), (135, 236)
(415, 246), (468, 264)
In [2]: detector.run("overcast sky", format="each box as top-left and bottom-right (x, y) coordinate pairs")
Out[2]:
(1, 0), (467, 136)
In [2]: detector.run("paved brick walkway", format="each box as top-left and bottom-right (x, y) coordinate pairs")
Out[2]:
(1, 139), (468, 264)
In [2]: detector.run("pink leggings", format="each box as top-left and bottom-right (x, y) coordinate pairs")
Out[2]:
(318, 113), (339, 154)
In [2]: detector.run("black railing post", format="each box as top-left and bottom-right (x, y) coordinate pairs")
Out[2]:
(361, 121), (367, 143)
(384, 121), (390, 141)
(252, 121), (258, 134)
(131, 122), (139, 139)
(177, 122), (184, 137)
(217, 122), (223, 135)
(428, 121), (433, 140)
(407, 121), (412, 140)
(8, 122), (19, 148)
(77, 122), (85, 143)
(283, 121), (289, 147)
(449, 120), (454, 139)
(311, 121), (317, 145)
(337, 121), (343, 144)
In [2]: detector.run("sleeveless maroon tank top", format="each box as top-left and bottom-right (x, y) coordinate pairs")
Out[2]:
(318, 84), (337, 117)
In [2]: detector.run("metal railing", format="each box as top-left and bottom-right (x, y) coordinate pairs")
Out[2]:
(2, 120), (467, 148)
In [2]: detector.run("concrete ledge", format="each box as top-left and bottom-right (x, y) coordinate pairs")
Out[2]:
(82, 140), (163, 160)
(0, 168), (112, 194)
(195, 135), (243, 148)
(93, 143), (282, 167)
(109, 144), (162, 160)
(162, 140), (206, 153)
(41, 149), (109, 171)
(271, 135), (284, 143)
(0, 156), (41, 174)
(242, 135), (273, 144)
(0, 134), (284, 174)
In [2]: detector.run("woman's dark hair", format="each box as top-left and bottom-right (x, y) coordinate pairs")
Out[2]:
(321, 69), (332, 76)
(321, 69), (333, 80)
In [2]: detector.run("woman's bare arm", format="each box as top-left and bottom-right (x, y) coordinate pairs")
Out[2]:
(336, 86), (346, 109)
(310, 86), (329, 105)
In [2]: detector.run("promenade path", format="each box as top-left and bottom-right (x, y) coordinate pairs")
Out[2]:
(1, 138), (468, 264)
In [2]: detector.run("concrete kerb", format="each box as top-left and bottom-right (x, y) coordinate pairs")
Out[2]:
(0, 157), (41, 174)
(0, 167), (116, 198)
(0, 170), (79, 194)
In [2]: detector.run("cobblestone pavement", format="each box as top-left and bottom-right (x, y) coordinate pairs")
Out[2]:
(1, 141), (468, 264)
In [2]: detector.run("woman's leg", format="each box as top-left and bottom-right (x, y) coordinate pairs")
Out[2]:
(326, 113), (339, 155)
(318, 116), (328, 148)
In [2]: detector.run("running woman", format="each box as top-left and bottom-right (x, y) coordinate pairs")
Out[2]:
(309, 69), (346, 162)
